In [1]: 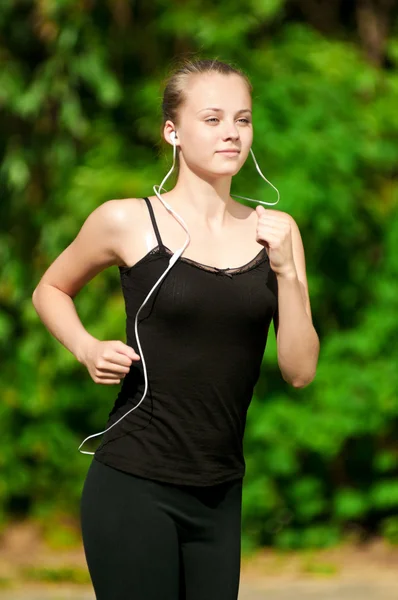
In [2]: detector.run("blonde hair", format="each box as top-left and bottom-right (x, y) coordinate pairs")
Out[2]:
(160, 57), (253, 140)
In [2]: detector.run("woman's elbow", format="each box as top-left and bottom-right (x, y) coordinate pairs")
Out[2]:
(290, 372), (317, 388)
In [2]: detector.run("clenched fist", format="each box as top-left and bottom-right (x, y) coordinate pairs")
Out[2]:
(80, 339), (141, 385)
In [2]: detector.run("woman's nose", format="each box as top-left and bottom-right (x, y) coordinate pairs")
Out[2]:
(222, 123), (239, 140)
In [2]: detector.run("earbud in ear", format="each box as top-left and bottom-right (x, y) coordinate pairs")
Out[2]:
(170, 131), (177, 143)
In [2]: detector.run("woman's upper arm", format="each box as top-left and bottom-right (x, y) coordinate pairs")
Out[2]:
(33, 199), (134, 299)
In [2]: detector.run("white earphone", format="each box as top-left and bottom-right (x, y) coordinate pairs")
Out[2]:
(78, 129), (280, 455)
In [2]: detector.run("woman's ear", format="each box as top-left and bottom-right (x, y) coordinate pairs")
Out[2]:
(163, 120), (179, 146)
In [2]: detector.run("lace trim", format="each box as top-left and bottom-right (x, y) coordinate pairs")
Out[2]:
(120, 245), (268, 277)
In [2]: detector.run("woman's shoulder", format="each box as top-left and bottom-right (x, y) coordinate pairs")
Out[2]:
(88, 198), (148, 267)
(99, 196), (144, 216)
(94, 197), (147, 230)
(235, 200), (293, 221)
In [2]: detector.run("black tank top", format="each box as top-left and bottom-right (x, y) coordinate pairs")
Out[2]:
(94, 197), (278, 486)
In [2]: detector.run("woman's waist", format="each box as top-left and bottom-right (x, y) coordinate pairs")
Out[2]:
(106, 385), (249, 438)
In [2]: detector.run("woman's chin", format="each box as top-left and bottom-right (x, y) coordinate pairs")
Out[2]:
(192, 162), (241, 180)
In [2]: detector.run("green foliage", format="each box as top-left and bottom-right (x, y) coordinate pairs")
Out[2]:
(301, 555), (339, 576)
(381, 516), (398, 546)
(0, 0), (397, 552)
(22, 565), (91, 584)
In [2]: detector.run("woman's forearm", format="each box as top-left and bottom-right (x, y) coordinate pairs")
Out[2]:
(276, 270), (320, 388)
(32, 284), (96, 363)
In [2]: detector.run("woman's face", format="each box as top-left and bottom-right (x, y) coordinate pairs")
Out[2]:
(167, 72), (253, 180)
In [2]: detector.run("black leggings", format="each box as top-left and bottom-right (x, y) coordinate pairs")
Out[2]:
(80, 458), (243, 600)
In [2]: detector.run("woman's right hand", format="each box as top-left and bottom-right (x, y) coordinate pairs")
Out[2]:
(80, 339), (141, 385)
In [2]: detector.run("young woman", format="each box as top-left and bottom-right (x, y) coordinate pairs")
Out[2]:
(32, 59), (319, 600)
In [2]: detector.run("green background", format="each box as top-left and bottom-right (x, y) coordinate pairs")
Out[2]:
(1, 0), (397, 553)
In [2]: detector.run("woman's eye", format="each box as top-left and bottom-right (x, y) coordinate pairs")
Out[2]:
(205, 118), (250, 124)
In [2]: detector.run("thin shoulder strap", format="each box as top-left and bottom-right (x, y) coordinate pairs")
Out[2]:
(142, 197), (164, 249)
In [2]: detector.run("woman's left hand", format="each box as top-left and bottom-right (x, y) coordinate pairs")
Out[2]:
(255, 205), (296, 277)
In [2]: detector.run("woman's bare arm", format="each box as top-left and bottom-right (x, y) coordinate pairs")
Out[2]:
(32, 199), (135, 363)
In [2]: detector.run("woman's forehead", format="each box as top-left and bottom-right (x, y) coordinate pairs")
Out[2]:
(184, 73), (251, 113)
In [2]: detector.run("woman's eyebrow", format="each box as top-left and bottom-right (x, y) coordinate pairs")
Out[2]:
(197, 108), (252, 114)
